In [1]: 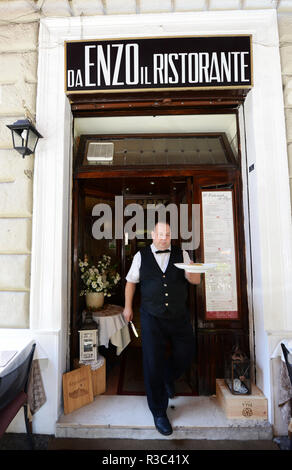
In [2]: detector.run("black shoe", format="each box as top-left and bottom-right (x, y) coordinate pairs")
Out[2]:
(165, 381), (175, 399)
(153, 415), (173, 436)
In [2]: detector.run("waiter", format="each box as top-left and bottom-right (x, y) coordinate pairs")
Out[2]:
(123, 221), (201, 436)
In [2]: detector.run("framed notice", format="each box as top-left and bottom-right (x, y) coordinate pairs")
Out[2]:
(202, 190), (238, 320)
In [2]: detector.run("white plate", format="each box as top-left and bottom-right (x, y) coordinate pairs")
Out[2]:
(174, 262), (217, 273)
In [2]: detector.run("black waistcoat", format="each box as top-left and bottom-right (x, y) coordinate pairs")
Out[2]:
(139, 245), (188, 318)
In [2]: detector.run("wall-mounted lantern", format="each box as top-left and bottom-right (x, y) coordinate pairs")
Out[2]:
(6, 119), (43, 158)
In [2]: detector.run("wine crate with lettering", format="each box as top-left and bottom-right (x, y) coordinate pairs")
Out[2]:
(73, 358), (106, 397)
(63, 365), (93, 414)
(216, 379), (268, 419)
(91, 361), (106, 396)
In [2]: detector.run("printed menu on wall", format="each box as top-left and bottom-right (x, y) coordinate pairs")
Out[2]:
(202, 191), (238, 320)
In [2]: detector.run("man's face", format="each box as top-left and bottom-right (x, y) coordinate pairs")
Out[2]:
(151, 223), (171, 250)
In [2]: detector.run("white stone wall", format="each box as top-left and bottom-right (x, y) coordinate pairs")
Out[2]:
(0, 1), (291, 332)
(0, 20), (38, 328)
(278, 13), (292, 211)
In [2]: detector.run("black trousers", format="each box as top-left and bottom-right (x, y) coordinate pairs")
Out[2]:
(140, 308), (195, 417)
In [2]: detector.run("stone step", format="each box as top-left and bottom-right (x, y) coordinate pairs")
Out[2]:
(55, 395), (273, 440)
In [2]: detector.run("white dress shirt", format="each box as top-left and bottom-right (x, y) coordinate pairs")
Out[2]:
(126, 243), (191, 283)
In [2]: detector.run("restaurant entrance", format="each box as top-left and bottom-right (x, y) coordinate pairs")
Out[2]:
(30, 10), (291, 435)
(71, 118), (249, 396)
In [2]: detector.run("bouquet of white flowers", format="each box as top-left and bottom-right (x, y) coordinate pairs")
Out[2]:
(79, 254), (121, 297)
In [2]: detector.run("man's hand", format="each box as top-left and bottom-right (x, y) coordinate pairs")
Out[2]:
(123, 281), (136, 322)
(185, 261), (201, 285)
(123, 306), (134, 323)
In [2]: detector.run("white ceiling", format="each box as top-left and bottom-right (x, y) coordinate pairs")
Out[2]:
(74, 114), (237, 148)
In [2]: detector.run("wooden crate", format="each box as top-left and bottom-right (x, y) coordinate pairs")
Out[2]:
(216, 379), (268, 420)
(73, 358), (106, 397)
(63, 365), (93, 415)
(91, 361), (106, 396)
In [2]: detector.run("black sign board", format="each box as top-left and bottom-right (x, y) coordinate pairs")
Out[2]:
(65, 35), (252, 93)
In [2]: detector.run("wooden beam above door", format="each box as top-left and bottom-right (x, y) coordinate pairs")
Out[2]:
(69, 90), (249, 117)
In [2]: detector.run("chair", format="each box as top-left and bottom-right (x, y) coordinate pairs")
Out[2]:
(280, 343), (292, 450)
(0, 343), (36, 449)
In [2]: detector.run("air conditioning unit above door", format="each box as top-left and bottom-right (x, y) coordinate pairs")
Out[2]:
(86, 142), (114, 163)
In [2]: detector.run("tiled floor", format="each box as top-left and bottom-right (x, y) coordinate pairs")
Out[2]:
(56, 394), (273, 440)
(58, 348), (274, 441)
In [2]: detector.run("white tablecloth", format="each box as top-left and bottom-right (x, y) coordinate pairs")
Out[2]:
(93, 312), (131, 356)
(271, 339), (292, 362)
(0, 338), (35, 377)
(0, 337), (46, 419)
(271, 339), (292, 427)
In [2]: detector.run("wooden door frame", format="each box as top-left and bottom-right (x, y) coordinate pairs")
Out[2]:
(70, 98), (249, 394)
(70, 165), (248, 387)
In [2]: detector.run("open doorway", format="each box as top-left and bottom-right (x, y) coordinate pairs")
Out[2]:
(71, 113), (249, 396)
(75, 175), (198, 396)
(72, 156), (248, 396)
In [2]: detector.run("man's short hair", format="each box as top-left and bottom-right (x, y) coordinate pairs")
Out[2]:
(152, 219), (171, 231)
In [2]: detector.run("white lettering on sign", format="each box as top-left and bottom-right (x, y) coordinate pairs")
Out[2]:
(97, 44), (111, 86)
(66, 38), (252, 91)
(81, 43), (140, 87)
(125, 43), (139, 85)
(85, 45), (96, 86)
(112, 44), (124, 86)
(151, 50), (250, 85)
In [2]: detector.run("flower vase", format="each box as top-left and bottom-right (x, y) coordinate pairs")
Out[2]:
(85, 292), (104, 311)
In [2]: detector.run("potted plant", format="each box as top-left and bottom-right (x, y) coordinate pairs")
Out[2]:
(79, 254), (121, 310)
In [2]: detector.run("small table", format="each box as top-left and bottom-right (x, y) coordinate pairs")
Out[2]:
(91, 304), (131, 356)
(0, 337), (46, 417)
(0, 338), (35, 377)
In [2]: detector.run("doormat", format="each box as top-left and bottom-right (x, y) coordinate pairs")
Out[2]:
(117, 347), (197, 396)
